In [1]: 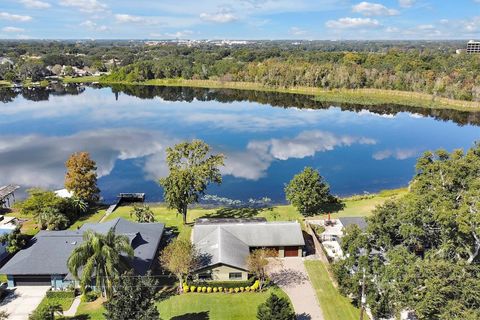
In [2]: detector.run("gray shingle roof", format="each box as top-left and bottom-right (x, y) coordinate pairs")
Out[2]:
(196, 227), (250, 271)
(338, 217), (368, 231)
(193, 221), (305, 270)
(0, 218), (164, 276)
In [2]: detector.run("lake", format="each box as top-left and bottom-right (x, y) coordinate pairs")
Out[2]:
(0, 84), (479, 204)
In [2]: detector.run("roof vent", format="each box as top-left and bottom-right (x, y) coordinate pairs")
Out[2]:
(71, 241), (77, 245)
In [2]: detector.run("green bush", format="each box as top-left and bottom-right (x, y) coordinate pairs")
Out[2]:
(81, 291), (99, 302)
(207, 287), (212, 293)
(190, 285), (196, 292)
(213, 287), (218, 293)
(218, 287), (223, 292)
(46, 290), (75, 299)
(246, 286), (251, 292)
(183, 286), (189, 293)
(234, 288), (239, 293)
(196, 287), (202, 293)
(228, 288), (233, 293)
(240, 287), (244, 292)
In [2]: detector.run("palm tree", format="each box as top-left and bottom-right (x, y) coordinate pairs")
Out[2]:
(67, 228), (134, 299)
(38, 208), (70, 230)
(69, 195), (88, 216)
(130, 204), (155, 223)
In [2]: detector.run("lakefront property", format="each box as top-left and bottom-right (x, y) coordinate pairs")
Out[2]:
(0, 218), (164, 288)
(193, 218), (305, 281)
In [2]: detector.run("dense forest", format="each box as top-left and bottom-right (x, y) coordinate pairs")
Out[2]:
(0, 40), (479, 101)
(334, 144), (480, 319)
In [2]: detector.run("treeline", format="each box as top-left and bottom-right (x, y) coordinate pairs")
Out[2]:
(104, 50), (480, 101)
(1, 40), (479, 101)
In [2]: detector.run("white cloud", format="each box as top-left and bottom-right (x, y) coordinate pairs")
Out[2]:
(0, 129), (169, 189)
(59, 0), (107, 13)
(19, 0), (51, 9)
(80, 20), (109, 31)
(398, 0), (416, 8)
(115, 14), (145, 24)
(352, 2), (399, 16)
(326, 17), (381, 29)
(0, 12), (32, 22)
(373, 148), (418, 160)
(2, 26), (25, 33)
(200, 10), (237, 23)
(165, 30), (194, 38)
(222, 130), (376, 180)
(289, 26), (307, 36)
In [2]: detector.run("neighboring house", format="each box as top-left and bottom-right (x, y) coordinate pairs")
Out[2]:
(0, 57), (13, 65)
(310, 217), (367, 260)
(0, 216), (18, 262)
(0, 218), (164, 288)
(192, 218), (305, 281)
(54, 188), (73, 198)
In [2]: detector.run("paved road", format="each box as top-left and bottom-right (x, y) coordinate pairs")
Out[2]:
(267, 258), (324, 320)
(0, 286), (49, 320)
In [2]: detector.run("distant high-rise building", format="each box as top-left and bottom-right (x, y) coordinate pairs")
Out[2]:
(466, 40), (480, 54)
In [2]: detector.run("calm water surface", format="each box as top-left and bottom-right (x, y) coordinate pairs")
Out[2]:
(0, 85), (479, 203)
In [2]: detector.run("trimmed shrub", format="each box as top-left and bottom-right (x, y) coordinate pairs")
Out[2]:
(81, 291), (99, 302)
(229, 288), (233, 293)
(218, 287), (223, 292)
(234, 287), (240, 293)
(201, 287), (207, 293)
(190, 286), (196, 292)
(213, 287), (218, 293)
(46, 290), (75, 299)
(246, 286), (251, 292)
(183, 286), (189, 293)
(197, 287), (202, 293)
(207, 287), (212, 293)
(189, 278), (255, 289)
(240, 287), (244, 292)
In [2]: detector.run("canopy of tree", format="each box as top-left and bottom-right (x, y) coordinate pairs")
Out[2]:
(285, 167), (341, 216)
(159, 140), (224, 224)
(65, 152), (100, 204)
(333, 143), (480, 319)
(104, 271), (160, 320)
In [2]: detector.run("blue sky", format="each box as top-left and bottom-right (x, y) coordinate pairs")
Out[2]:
(0, 0), (479, 40)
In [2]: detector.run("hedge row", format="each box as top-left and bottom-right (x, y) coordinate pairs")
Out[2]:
(46, 290), (75, 299)
(183, 280), (260, 294)
(189, 278), (255, 289)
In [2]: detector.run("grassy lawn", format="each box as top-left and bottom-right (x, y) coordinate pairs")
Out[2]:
(72, 288), (287, 320)
(72, 297), (106, 320)
(62, 76), (101, 83)
(158, 287), (287, 320)
(37, 294), (75, 312)
(305, 260), (360, 320)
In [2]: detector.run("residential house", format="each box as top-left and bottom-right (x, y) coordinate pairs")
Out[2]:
(0, 216), (18, 262)
(0, 218), (164, 288)
(309, 217), (367, 260)
(192, 218), (305, 281)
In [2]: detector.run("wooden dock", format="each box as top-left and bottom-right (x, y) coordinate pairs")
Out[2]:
(0, 185), (20, 208)
(99, 192), (146, 222)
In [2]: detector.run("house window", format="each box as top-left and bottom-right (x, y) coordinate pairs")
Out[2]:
(229, 272), (242, 280)
(198, 273), (211, 280)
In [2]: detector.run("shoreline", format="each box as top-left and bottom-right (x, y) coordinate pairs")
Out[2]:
(60, 76), (480, 112)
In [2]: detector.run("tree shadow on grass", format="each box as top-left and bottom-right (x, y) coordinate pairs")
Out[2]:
(58, 316), (90, 320)
(203, 207), (270, 219)
(171, 311), (210, 320)
(296, 313), (312, 320)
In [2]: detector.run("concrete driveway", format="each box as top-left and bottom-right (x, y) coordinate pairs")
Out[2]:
(0, 286), (50, 320)
(267, 258), (324, 320)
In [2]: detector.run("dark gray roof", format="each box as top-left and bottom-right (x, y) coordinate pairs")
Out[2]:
(339, 217), (368, 231)
(193, 221), (304, 270)
(0, 218), (164, 276)
(196, 227), (250, 271)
